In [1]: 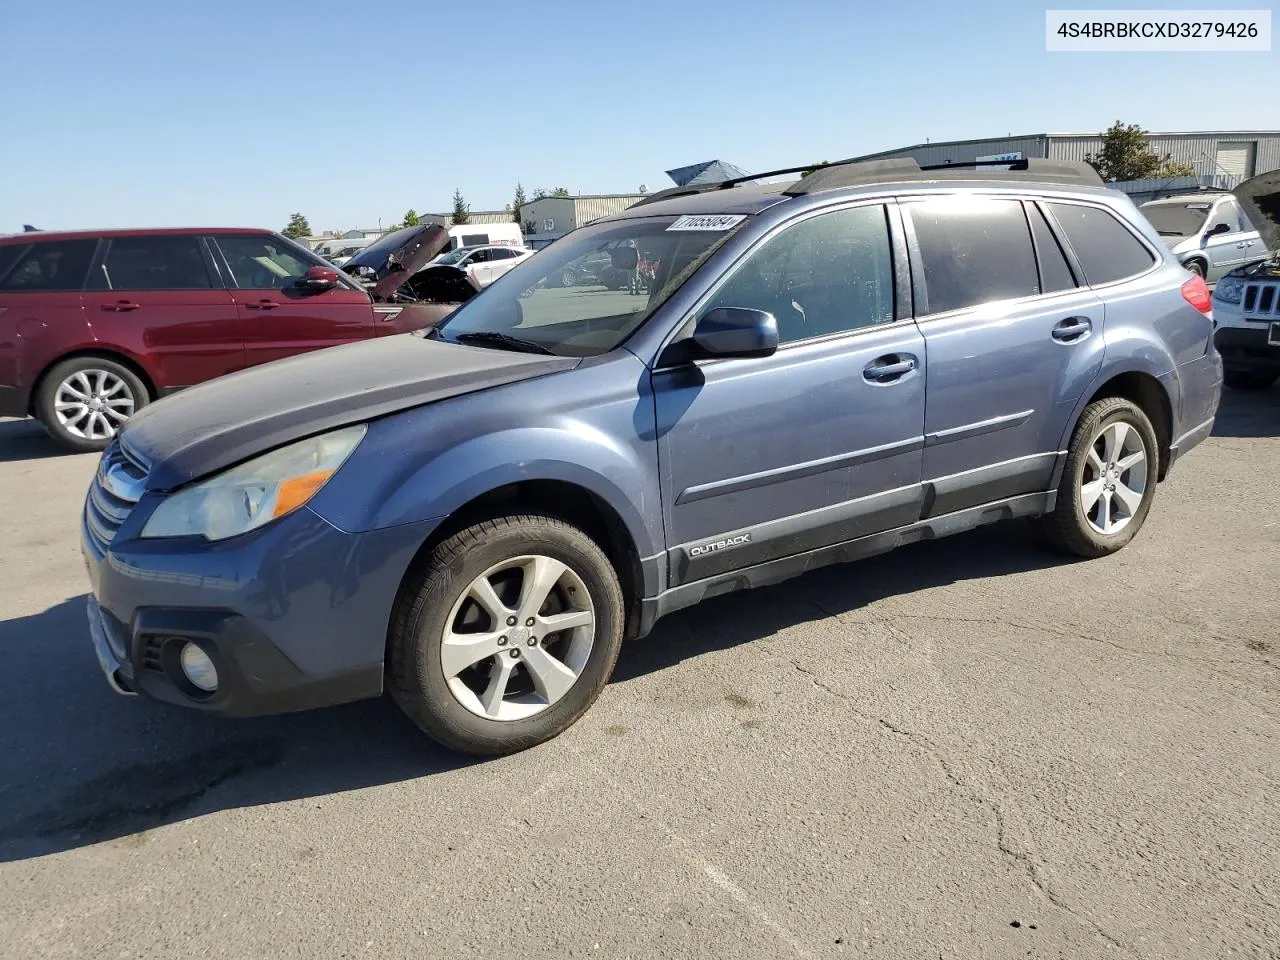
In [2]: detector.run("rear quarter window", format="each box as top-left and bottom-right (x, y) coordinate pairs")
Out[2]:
(0, 240), (97, 292)
(1046, 203), (1155, 286)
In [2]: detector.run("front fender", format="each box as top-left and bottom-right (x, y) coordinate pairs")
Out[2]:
(307, 353), (663, 560)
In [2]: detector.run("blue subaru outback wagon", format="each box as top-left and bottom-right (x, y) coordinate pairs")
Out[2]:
(82, 158), (1222, 754)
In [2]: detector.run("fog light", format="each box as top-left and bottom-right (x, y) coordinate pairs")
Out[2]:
(179, 643), (218, 693)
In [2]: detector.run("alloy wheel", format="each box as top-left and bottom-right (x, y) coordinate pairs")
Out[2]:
(440, 555), (595, 722)
(1080, 421), (1148, 536)
(54, 369), (135, 441)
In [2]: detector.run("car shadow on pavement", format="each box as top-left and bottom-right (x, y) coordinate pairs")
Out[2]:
(0, 417), (77, 462)
(1211, 384), (1280, 438)
(613, 521), (1074, 683)
(0, 524), (1069, 863)
(0, 595), (479, 863)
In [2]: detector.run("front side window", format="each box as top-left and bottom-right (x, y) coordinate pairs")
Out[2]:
(1211, 197), (1245, 233)
(910, 197), (1039, 315)
(214, 234), (316, 289)
(697, 205), (894, 344)
(0, 240), (96, 292)
(435, 215), (741, 357)
(1048, 203), (1155, 286)
(95, 236), (212, 290)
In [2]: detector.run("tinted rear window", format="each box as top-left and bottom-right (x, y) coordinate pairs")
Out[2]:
(910, 198), (1039, 314)
(1047, 203), (1155, 286)
(1029, 204), (1076, 294)
(0, 240), (97, 292)
(95, 236), (212, 290)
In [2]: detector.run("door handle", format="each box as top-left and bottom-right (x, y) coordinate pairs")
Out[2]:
(1052, 316), (1092, 343)
(863, 355), (916, 383)
(100, 301), (140, 312)
(245, 299), (279, 310)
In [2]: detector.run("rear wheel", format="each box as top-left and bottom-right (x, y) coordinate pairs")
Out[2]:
(388, 513), (624, 755)
(35, 357), (148, 453)
(1039, 397), (1159, 558)
(1223, 368), (1278, 391)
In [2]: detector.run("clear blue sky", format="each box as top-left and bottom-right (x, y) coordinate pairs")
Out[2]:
(1, 0), (1275, 234)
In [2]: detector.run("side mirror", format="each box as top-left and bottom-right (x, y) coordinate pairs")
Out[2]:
(662, 307), (779, 365)
(300, 265), (340, 291)
(1206, 222), (1232, 237)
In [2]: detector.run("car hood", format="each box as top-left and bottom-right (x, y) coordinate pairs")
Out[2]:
(1233, 170), (1280, 251)
(342, 224), (453, 299)
(121, 336), (580, 490)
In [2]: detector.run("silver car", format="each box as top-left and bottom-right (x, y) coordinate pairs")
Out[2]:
(1140, 193), (1268, 282)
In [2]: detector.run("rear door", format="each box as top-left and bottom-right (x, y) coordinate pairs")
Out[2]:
(487, 247), (522, 282)
(904, 196), (1106, 515)
(80, 234), (242, 391)
(210, 233), (375, 368)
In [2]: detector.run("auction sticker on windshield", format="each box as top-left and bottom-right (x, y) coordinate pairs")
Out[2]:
(667, 215), (747, 231)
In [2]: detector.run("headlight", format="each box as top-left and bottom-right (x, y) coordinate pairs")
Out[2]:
(1214, 276), (1244, 304)
(141, 424), (366, 540)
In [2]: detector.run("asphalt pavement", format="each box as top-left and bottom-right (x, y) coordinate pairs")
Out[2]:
(0, 386), (1277, 960)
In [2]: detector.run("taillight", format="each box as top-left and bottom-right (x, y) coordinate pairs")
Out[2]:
(1181, 274), (1212, 315)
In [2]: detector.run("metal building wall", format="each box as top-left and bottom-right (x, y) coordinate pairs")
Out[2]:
(1049, 133), (1280, 180)
(571, 196), (644, 225)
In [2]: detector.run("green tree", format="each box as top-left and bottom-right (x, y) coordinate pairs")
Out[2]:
(523, 219), (537, 236)
(1084, 122), (1196, 182)
(512, 183), (527, 222)
(402, 209), (421, 227)
(451, 189), (470, 225)
(551, 187), (571, 197)
(532, 187), (548, 200)
(282, 213), (311, 239)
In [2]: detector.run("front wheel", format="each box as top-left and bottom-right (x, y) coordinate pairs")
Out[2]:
(34, 357), (149, 453)
(387, 513), (624, 755)
(1039, 397), (1160, 558)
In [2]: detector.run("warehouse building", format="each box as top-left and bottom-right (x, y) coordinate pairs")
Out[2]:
(846, 131), (1280, 188)
(519, 194), (646, 246)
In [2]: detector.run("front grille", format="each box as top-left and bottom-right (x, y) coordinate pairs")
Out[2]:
(84, 437), (149, 552)
(1242, 283), (1279, 318)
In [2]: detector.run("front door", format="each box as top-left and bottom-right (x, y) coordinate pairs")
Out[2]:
(1204, 197), (1261, 281)
(80, 234), (242, 391)
(904, 196), (1106, 514)
(654, 202), (927, 587)
(210, 233), (375, 368)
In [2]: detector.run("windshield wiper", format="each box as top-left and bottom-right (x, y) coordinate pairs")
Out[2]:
(450, 331), (558, 355)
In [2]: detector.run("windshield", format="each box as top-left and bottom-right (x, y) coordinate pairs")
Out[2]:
(1141, 201), (1212, 237)
(434, 216), (743, 357)
(436, 248), (470, 265)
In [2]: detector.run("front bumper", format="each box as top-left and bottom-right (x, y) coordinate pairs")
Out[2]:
(1214, 325), (1280, 372)
(81, 503), (436, 717)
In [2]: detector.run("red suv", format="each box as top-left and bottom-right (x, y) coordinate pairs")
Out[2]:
(0, 224), (469, 451)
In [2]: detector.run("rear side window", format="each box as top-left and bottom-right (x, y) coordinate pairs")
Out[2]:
(1028, 204), (1076, 294)
(1046, 203), (1155, 286)
(0, 240), (96, 292)
(909, 198), (1039, 314)
(95, 236), (213, 290)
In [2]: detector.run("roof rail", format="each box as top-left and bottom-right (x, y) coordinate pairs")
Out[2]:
(786, 156), (1104, 195)
(631, 156), (1105, 209)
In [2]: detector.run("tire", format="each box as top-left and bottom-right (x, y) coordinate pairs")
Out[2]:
(34, 356), (149, 453)
(1183, 258), (1206, 279)
(1223, 368), (1278, 391)
(1039, 397), (1160, 559)
(388, 513), (625, 756)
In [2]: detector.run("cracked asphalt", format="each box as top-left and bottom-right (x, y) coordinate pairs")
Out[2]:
(1, 385), (1277, 960)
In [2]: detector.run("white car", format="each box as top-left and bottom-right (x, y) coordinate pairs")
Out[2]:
(433, 245), (533, 287)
